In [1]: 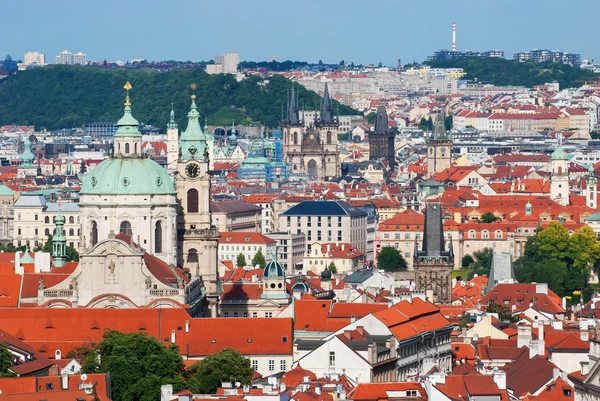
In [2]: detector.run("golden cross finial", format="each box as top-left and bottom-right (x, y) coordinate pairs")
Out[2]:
(124, 81), (132, 107)
(190, 83), (197, 101)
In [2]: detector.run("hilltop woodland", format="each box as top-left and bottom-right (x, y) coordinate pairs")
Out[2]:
(0, 65), (357, 130)
(426, 57), (599, 89)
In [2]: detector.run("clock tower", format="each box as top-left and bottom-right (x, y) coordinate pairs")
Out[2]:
(176, 84), (220, 317)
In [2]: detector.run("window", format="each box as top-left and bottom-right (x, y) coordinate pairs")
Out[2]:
(69, 228), (74, 236)
(404, 233), (410, 239)
(405, 252), (411, 258)
(125, 143), (130, 154)
(233, 312), (239, 317)
(224, 312), (229, 318)
(155, 221), (163, 253)
(35, 214), (38, 221)
(44, 216), (49, 224)
(252, 360), (258, 371)
(187, 189), (199, 213)
(482, 230), (489, 239)
(265, 312), (273, 318)
(268, 359), (275, 371)
(91, 221), (98, 245)
(35, 228), (38, 235)
(119, 221), (132, 238)
(252, 312), (257, 318)
(280, 359), (286, 371)
(329, 351), (335, 367)
(69, 216), (74, 224)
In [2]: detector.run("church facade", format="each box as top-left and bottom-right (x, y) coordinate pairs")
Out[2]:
(281, 84), (340, 181)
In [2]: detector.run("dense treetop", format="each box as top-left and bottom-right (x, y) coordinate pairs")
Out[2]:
(425, 58), (599, 89)
(0, 66), (357, 130)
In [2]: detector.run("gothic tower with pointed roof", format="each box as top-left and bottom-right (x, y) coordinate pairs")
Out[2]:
(175, 85), (220, 317)
(413, 202), (454, 304)
(281, 84), (340, 181)
(368, 105), (395, 169)
(426, 112), (452, 178)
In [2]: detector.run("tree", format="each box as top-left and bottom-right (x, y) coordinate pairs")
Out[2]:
(377, 246), (408, 271)
(461, 254), (474, 269)
(480, 212), (499, 223)
(79, 331), (185, 401)
(366, 112), (377, 124)
(37, 234), (79, 261)
(514, 257), (568, 296)
(0, 343), (16, 377)
(458, 314), (470, 329)
(236, 253), (247, 267)
(251, 249), (266, 269)
(485, 304), (518, 323)
(466, 248), (494, 280)
(328, 262), (337, 274)
(187, 348), (253, 394)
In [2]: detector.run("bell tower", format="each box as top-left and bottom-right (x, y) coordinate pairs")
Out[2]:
(549, 135), (569, 206)
(588, 165), (597, 209)
(166, 102), (179, 171)
(175, 84), (220, 317)
(426, 112), (452, 178)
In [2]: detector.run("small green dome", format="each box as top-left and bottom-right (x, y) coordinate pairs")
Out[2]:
(80, 158), (176, 195)
(264, 258), (285, 278)
(20, 251), (35, 264)
(0, 185), (14, 196)
(551, 147), (568, 161)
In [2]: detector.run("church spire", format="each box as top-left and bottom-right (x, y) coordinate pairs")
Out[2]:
(319, 83), (334, 124)
(374, 105), (389, 133)
(286, 85), (300, 124)
(432, 112), (446, 139)
(167, 101), (177, 129)
(180, 84), (208, 161)
(52, 199), (67, 268)
(113, 81), (142, 157)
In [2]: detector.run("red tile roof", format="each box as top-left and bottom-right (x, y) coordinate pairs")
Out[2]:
(219, 232), (276, 245)
(350, 382), (426, 401)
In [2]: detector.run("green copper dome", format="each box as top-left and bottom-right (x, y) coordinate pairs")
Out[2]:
(80, 158), (176, 195)
(264, 254), (285, 278)
(551, 146), (568, 161)
(114, 82), (141, 138)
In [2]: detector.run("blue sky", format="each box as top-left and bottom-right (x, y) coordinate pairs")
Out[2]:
(3, 0), (599, 65)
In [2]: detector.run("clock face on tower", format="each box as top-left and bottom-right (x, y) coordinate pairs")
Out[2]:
(186, 163), (200, 178)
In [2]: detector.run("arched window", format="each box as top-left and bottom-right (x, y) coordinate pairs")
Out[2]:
(69, 216), (74, 224)
(155, 221), (162, 253)
(125, 143), (130, 154)
(187, 248), (198, 264)
(69, 228), (74, 236)
(44, 216), (49, 224)
(118, 143), (121, 153)
(327, 131), (332, 144)
(90, 221), (98, 245)
(119, 221), (132, 238)
(134, 143), (137, 154)
(293, 132), (298, 145)
(187, 189), (199, 213)
(45, 228), (49, 236)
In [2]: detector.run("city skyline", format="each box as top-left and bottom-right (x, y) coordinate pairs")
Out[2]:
(3, 0), (600, 65)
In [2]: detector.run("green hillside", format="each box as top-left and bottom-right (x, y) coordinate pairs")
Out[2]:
(0, 66), (357, 130)
(425, 57), (598, 89)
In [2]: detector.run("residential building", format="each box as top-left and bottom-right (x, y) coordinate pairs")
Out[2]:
(243, 193), (280, 233)
(268, 231), (306, 272)
(207, 53), (240, 74)
(218, 231), (276, 267)
(0, 185), (15, 244)
(211, 200), (263, 232)
(23, 51), (45, 66)
(280, 200), (368, 254)
(13, 194), (80, 249)
(55, 50), (87, 65)
(303, 242), (364, 275)
(514, 49), (581, 67)
(375, 209), (424, 270)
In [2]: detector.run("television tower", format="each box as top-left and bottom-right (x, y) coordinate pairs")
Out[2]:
(452, 22), (457, 52)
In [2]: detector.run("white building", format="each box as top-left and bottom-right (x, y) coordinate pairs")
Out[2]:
(23, 51), (45, 66)
(218, 231), (276, 267)
(56, 50), (87, 65)
(207, 53), (239, 75)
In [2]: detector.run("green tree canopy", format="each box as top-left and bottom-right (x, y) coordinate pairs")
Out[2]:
(236, 253), (247, 267)
(35, 234), (80, 261)
(80, 330), (185, 401)
(366, 112), (377, 124)
(251, 249), (266, 269)
(377, 246), (408, 271)
(0, 343), (16, 377)
(328, 262), (337, 274)
(187, 348), (253, 394)
(461, 254), (474, 269)
(480, 212), (499, 223)
(466, 248), (494, 280)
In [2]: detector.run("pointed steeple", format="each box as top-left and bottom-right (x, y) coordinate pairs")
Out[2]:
(66, 147), (72, 176)
(432, 112), (446, 139)
(167, 101), (177, 129)
(52, 199), (67, 268)
(229, 119), (238, 148)
(374, 105), (389, 134)
(180, 83), (208, 161)
(286, 85), (300, 124)
(319, 83), (334, 124)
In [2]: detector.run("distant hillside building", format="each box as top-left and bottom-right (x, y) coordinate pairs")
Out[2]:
(56, 50), (87, 65)
(514, 49), (581, 67)
(428, 49), (504, 61)
(23, 51), (45, 66)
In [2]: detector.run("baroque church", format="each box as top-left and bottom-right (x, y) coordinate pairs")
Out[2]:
(39, 83), (219, 316)
(281, 84), (340, 181)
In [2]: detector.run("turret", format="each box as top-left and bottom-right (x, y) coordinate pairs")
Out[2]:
(113, 82), (143, 158)
(52, 201), (68, 268)
(179, 84), (209, 162)
(319, 83), (335, 124)
(285, 86), (300, 125)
